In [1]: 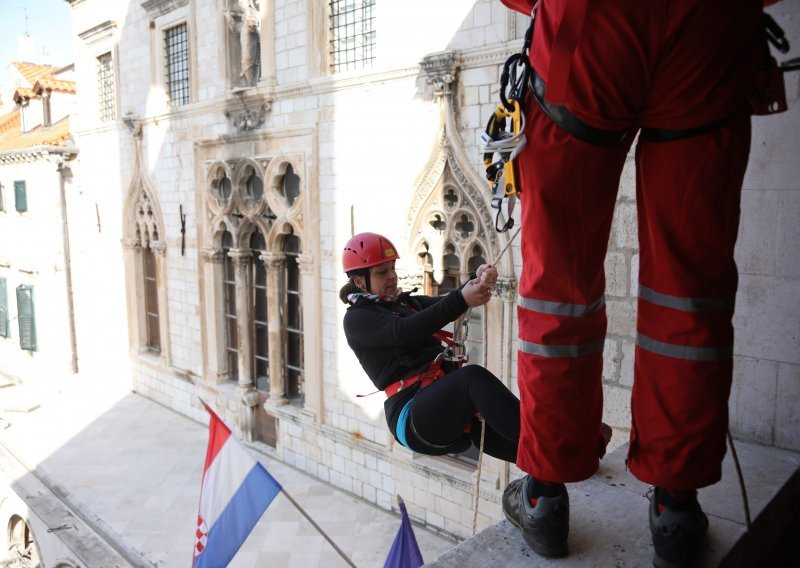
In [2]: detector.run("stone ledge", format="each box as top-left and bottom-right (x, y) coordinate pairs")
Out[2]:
(426, 440), (800, 567)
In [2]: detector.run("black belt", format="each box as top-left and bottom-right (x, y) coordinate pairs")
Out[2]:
(530, 70), (728, 146)
(530, 70), (632, 146)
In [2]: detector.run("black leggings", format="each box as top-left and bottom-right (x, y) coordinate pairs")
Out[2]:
(405, 365), (520, 462)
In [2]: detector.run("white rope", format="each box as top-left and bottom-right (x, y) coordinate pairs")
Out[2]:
(472, 416), (487, 535)
(470, 227), (520, 532)
(491, 226), (521, 266)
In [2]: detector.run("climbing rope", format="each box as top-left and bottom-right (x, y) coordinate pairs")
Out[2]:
(469, 228), (521, 531)
(472, 416), (487, 535)
(727, 428), (756, 566)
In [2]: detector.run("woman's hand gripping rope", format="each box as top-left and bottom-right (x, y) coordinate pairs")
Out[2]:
(462, 264), (498, 308)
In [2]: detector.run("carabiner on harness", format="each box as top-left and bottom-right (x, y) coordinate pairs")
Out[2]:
(433, 324), (469, 366)
(481, 5), (537, 233)
(482, 99), (526, 233)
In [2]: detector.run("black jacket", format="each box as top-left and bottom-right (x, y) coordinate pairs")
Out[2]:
(343, 289), (469, 434)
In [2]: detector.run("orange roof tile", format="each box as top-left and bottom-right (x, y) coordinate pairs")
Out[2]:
(12, 87), (38, 103)
(0, 115), (72, 153)
(11, 62), (62, 88)
(0, 112), (21, 135)
(33, 77), (77, 95)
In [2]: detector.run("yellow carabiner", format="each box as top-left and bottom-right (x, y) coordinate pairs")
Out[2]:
(483, 99), (525, 197)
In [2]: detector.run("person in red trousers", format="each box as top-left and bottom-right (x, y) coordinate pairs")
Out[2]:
(496, 1), (773, 566)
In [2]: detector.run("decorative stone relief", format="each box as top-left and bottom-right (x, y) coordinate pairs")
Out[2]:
(225, 103), (267, 132)
(421, 51), (459, 96)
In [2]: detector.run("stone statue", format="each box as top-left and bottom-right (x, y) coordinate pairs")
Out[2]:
(227, 0), (260, 87)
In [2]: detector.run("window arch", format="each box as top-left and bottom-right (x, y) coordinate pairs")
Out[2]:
(201, 154), (315, 444)
(122, 173), (169, 360)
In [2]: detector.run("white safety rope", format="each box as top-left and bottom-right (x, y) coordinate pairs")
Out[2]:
(470, 227), (521, 532)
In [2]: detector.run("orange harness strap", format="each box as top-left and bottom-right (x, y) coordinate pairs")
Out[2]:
(384, 359), (445, 398)
(383, 329), (462, 398)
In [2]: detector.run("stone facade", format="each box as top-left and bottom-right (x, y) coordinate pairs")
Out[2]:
(48, 0), (800, 541)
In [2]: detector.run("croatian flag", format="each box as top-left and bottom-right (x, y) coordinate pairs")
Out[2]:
(193, 404), (282, 568)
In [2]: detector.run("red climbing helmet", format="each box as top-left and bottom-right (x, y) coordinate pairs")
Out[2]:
(342, 232), (400, 273)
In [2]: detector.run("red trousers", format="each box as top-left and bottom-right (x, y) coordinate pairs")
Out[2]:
(512, 0), (763, 489)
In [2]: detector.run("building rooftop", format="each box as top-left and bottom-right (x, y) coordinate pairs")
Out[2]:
(0, 113), (72, 153)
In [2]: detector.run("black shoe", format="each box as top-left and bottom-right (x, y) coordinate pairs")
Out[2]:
(649, 488), (709, 568)
(502, 475), (569, 558)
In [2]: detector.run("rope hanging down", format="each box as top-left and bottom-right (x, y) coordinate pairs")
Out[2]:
(466, 227), (521, 531)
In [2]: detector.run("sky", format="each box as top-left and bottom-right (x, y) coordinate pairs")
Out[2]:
(0, 0), (74, 98)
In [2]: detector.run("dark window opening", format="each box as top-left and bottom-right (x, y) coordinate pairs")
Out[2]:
(250, 231), (269, 391)
(282, 233), (304, 405)
(143, 246), (161, 353)
(14, 181), (27, 213)
(97, 52), (116, 122)
(164, 23), (190, 107)
(222, 231), (238, 380)
(16, 285), (36, 351)
(329, 0), (375, 73)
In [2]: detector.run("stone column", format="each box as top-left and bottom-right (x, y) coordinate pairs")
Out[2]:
(228, 248), (254, 389)
(230, 248), (257, 441)
(297, 253), (319, 419)
(495, 275), (517, 490)
(261, 251), (287, 407)
(201, 247), (228, 382)
(122, 238), (145, 354)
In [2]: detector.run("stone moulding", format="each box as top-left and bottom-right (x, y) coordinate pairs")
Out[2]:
(141, 0), (189, 19)
(78, 20), (117, 45)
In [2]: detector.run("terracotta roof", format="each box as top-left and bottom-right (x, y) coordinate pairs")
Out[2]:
(12, 87), (38, 104)
(0, 114), (72, 153)
(33, 77), (77, 95)
(11, 62), (62, 87)
(0, 112), (20, 135)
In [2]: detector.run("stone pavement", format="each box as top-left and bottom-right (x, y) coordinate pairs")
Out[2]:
(0, 374), (457, 567)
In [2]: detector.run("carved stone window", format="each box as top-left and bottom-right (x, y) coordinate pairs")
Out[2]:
(123, 180), (169, 360)
(202, 155), (311, 442)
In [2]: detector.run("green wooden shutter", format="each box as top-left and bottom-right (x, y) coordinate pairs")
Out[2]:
(0, 278), (8, 337)
(14, 181), (27, 213)
(16, 285), (36, 351)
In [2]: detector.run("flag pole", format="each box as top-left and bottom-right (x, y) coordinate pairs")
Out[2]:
(280, 489), (358, 568)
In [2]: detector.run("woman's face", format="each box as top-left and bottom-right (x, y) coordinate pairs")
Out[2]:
(366, 260), (398, 296)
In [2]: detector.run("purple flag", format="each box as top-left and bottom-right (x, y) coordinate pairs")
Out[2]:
(384, 496), (424, 568)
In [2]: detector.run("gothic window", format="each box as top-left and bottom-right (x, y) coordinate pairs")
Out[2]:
(245, 166), (263, 204)
(251, 231), (269, 391)
(204, 155), (314, 439)
(143, 246), (160, 352)
(282, 232), (304, 405)
(222, 231), (239, 380)
(124, 184), (168, 358)
(281, 164), (300, 206)
(412, 181), (491, 368)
